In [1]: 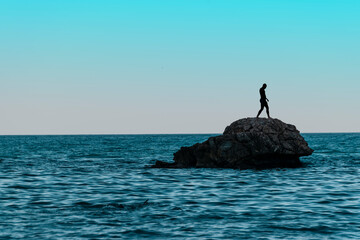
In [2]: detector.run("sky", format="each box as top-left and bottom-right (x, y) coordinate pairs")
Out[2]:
(1, 0), (359, 134)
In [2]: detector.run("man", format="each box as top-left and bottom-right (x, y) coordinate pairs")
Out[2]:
(256, 83), (271, 118)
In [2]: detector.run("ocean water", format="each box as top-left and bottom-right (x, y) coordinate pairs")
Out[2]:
(0, 133), (359, 239)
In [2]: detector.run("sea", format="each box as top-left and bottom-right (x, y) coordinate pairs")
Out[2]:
(0, 133), (359, 239)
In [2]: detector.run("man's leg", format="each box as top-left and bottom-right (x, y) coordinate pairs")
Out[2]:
(265, 105), (270, 118)
(257, 106), (264, 118)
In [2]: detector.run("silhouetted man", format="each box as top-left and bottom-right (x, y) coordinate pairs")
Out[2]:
(256, 83), (271, 118)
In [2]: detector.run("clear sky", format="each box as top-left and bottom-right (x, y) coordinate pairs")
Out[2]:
(1, 0), (359, 134)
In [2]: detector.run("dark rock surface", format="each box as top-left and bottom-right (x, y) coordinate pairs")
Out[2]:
(152, 118), (314, 169)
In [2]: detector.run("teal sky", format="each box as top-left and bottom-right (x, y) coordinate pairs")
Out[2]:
(1, 0), (359, 134)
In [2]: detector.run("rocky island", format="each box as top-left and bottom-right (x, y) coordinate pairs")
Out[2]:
(152, 118), (313, 169)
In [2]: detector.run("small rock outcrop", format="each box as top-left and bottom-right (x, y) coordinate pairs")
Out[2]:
(152, 118), (313, 169)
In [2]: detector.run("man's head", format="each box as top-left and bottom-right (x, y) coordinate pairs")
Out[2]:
(262, 83), (267, 89)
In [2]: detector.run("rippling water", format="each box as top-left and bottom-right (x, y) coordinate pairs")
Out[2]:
(1, 134), (359, 239)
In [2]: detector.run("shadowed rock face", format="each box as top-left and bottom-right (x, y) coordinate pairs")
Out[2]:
(152, 118), (314, 169)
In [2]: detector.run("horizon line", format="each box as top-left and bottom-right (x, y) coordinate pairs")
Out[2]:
(0, 132), (359, 136)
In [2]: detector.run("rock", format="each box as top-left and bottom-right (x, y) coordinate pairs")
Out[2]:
(152, 118), (313, 169)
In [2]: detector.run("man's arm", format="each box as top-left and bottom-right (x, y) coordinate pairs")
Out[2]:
(265, 91), (269, 102)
